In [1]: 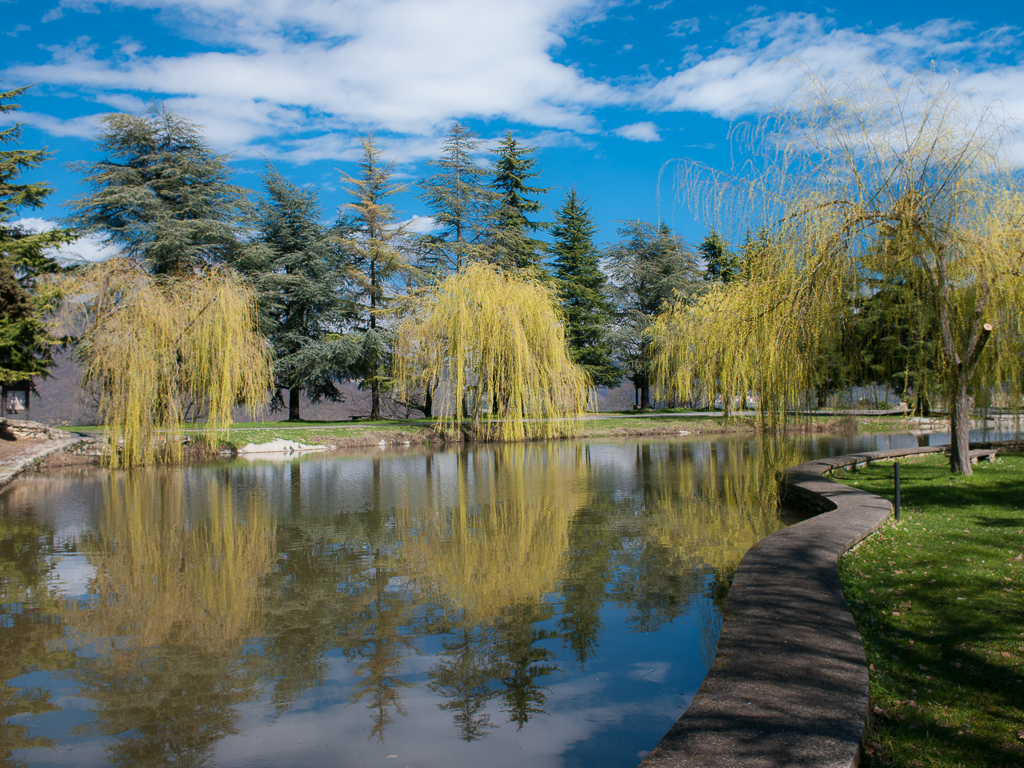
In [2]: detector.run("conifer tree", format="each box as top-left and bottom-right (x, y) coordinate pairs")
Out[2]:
(606, 221), (700, 409)
(698, 229), (740, 284)
(339, 136), (410, 420)
(0, 86), (71, 387)
(67, 104), (248, 275)
(488, 132), (549, 272)
(244, 165), (355, 420)
(417, 124), (495, 275)
(549, 189), (619, 388)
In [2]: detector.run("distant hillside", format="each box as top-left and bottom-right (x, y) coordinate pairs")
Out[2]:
(14, 352), (637, 426)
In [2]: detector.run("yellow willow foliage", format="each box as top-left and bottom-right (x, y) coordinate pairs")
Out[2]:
(57, 259), (272, 466)
(650, 266), (845, 422)
(401, 444), (588, 623)
(639, 438), (794, 572)
(655, 69), (1024, 454)
(60, 469), (275, 661)
(393, 262), (592, 441)
(648, 496), (781, 575)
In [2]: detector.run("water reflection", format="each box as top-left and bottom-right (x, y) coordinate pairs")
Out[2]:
(2, 436), (830, 768)
(55, 471), (275, 768)
(0, 515), (67, 767)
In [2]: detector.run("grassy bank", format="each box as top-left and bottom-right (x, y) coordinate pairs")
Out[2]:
(834, 454), (1024, 768)
(69, 411), (914, 451)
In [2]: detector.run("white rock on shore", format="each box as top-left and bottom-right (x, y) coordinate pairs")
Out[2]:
(236, 439), (328, 456)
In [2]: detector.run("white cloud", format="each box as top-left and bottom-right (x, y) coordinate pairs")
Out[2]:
(669, 17), (699, 37)
(0, 111), (102, 139)
(10, 4), (1024, 164)
(15, 218), (119, 263)
(613, 121), (661, 142)
(647, 13), (1024, 120)
(401, 214), (438, 235)
(9, 0), (626, 157)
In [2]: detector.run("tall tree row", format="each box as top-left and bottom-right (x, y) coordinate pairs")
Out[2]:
(27, 99), (976, 457)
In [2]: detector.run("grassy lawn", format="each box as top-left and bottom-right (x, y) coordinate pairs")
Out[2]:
(63, 410), (917, 451)
(835, 453), (1024, 768)
(224, 423), (434, 447)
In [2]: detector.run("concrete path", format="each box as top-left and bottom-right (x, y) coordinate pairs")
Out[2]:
(0, 435), (91, 489)
(638, 443), (997, 768)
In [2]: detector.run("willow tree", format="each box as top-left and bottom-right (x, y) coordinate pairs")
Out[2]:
(392, 262), (591, 441)
(59, 260), (271, 466)
(653, 70), (1024, 474)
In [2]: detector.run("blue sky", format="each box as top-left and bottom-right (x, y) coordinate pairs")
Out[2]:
(3, 0), (1023, 261)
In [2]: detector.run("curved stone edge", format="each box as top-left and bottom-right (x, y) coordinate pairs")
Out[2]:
(0, 435), (94, 489)
(639, 440), (1024, 768)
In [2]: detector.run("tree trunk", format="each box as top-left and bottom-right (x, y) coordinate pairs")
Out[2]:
(371, 379), (381, 420)
(949, 374), (973, 476)
(816, 387), (829, 409)
(639, 382), (651, 410)
(288, 388), (301, 421)
(912, 391), (931, 417)
(424, 385), (433, 419)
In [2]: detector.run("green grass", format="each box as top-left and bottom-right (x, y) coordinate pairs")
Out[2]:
(65, 410), (919, 448)
(224, 424), (432, 447)
(835, 454), (1024, 768)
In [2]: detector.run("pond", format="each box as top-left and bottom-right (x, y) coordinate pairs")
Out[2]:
(0, 432), (951, 767)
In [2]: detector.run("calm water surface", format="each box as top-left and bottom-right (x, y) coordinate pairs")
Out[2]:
(0, 433), (940, 767)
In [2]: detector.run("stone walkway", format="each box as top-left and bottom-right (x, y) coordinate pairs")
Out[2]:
(0, 434), (92, 489)
(638, 443), (1022, 768)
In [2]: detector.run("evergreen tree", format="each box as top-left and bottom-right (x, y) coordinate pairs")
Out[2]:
(606, 221), (701, 409)
(0, 86), (71, 387)
(488, 132), (549, 272)
(849, 270), (941, 415)
(66, 104), (248, 275)
(339, 136), (410, 420)
(244, 165), (355, 420)
(417, 124), (495, 275)
(698, 229), (740, 283)
(549, 189), (619, 388)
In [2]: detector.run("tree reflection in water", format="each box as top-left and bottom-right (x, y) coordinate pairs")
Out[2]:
(0, 514), (70, 767)
(57, 469), (275, 768)
(0, 436), (802, 766)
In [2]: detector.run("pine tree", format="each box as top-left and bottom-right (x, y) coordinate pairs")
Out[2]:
(606, 221), (701, 409)
(0, 86), (71, 388)
(488, 132), (549, 272)
(549, 189), (619, 388)
(243, 165), (355, 420)
(66, 104), (248, 275)
(417, 124), (495, 275)
(698, 229), (740, 284)
(339, 136), (410, 420)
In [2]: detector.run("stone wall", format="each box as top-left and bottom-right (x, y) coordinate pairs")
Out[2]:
(0, 418), (71, 441)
